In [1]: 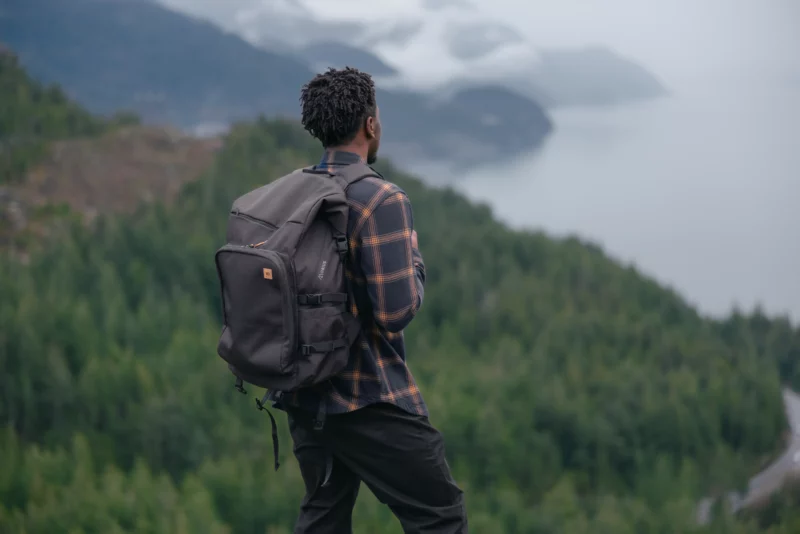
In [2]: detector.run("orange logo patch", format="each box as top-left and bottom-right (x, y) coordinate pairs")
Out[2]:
(263, 268), (273, 280)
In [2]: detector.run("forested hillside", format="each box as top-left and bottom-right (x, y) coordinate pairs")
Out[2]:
(0, 48), (137, 185)
(2, 74), (800, 532)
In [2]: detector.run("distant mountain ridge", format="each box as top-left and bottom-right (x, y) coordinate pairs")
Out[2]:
(1, 0), (552, 167)
(415, 45), (668, 109)
(528, 47), (669, 107)
(281, 36), (667, 109)
(292, 41), (399, 77)
(211, 2), (668, 109)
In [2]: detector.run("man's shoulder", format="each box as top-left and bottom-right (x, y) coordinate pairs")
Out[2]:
(346, 175), (407, 208)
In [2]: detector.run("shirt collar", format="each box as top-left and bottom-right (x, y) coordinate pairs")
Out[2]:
(319, 150), (364, 168)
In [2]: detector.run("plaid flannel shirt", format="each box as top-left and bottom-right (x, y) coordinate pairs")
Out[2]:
(281, 150), (428, 417)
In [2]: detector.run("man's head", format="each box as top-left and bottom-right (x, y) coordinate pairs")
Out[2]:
(300, 67), (382, 164)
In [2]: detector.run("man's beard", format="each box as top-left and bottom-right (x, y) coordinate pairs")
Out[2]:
(367, 152), (377, 165)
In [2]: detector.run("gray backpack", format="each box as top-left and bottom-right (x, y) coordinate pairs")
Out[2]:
(214, 163), (379, 468)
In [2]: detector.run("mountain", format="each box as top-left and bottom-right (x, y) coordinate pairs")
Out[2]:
(1, 0), (314, 124)
(2, 61), (800, 532)
(229, 2), (667, 110)
(376, 85), (551, 165)
(295, 36), (668, 109)
(527, 47), (669, 108)
(291, 41), (399, 77)
(151, 0), (667, 109)
(0, 0), (552, 167)
(441, 19), (526, 61)
(437, 45), (668, 109)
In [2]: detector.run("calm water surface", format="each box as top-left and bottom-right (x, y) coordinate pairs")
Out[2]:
(411, 85), (800, 321)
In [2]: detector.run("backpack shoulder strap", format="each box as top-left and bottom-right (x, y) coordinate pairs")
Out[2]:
(302, 162), (383, 192)
(333, 162), (383, 190)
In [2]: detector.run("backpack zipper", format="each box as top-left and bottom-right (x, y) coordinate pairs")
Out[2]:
(232, 209), (277, 248)
(232, 209), (278, 230)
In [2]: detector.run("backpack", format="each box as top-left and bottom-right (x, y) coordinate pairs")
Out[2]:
(213, 162), (379, 470)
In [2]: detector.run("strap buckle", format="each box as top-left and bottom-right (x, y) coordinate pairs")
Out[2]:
(306, 294), (322, 306)
(313, 395), (327, 431)
(335, 235), (348, 255)
(300, 340), (343, 357)
(234, 377), (247, 394)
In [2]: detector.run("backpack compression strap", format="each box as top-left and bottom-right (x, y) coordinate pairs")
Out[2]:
(233, 377), (281, 472)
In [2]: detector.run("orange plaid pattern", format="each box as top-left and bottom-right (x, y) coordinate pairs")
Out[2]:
(284, 150), (428, 417)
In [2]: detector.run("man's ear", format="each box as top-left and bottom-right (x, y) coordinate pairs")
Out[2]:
(365, 115), (376, 140)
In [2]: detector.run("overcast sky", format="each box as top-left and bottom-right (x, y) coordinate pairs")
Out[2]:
(160, 0), (800, 92)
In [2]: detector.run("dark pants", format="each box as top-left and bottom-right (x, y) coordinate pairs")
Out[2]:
(288, 402), (468, 533)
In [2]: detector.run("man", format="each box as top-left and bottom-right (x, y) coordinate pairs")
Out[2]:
(278, 67), (468, 533)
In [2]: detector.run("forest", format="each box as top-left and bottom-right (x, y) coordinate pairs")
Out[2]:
(2, 50), (800, 533)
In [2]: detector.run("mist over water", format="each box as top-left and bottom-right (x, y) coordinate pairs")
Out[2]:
(407, 85), (800, 322)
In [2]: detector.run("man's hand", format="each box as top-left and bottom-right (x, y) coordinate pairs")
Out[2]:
(411, 230), (419, 250)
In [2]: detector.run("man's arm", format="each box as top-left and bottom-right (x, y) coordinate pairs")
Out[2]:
(358, 187), (425, 333)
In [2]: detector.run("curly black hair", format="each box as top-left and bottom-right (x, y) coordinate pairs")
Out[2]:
(299, 67), (377, 148)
